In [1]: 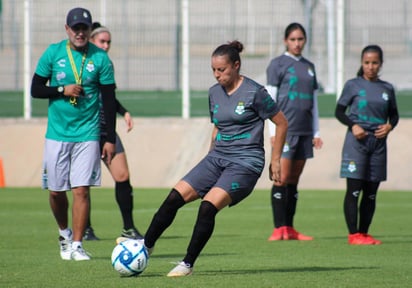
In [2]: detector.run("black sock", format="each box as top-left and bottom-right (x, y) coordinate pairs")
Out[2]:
(144, 189), (185, 248)
(115, 180), (134, 230)
(344, 178), (363, 234)
(359, 181), (380, 233)
(286, 184), (298, 227)
(183, 201), (218, 267)
(270, 185), (287, 228)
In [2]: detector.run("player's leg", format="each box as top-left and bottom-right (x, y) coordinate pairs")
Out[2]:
(144, 181), (199, 250)
(359, 181), (381, 244)
(167, 162), (259, 277)
(70, 141), (101, 259)
(268, 157), (290, 240)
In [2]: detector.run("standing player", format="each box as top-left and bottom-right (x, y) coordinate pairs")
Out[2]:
(83, 22), (143, 241)
(128, 40), (287, 277)
(266, 22), (323, 241)
(335, 45), (399, 245)
(31, 7), (117, 260)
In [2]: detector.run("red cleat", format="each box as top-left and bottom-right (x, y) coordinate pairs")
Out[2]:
(284, 226), (313, 241)
(268, 227), (285, 241)
(348, 233), (375, 245)
(362, 233), (382, 245)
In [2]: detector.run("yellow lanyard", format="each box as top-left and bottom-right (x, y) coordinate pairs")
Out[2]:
(66, 41), (87, 105)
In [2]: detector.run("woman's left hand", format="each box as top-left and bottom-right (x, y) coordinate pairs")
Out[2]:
(374, 124), (392, 138)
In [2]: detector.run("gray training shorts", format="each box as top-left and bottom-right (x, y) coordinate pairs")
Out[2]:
(42, 139), (101, 191)
(340, 130), (387, 182)
(182, 155), (261, 206)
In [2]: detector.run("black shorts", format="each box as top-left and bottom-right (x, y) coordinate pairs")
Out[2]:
(182, 155), (260, 206)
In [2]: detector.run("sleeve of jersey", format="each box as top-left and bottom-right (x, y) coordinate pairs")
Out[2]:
(312, 90), (320, 137)
(34, 46), (53, 78)
(99, 54), (116, 85)
(388, 88), (399, 129)
(255, 88), (280, 120)
(264, 85), (278, 137)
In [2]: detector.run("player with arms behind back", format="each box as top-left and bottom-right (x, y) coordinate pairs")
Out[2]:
(266, 23), (322, 241)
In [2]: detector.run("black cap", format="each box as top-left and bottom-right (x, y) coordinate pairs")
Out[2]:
(66, 7), (92, 28)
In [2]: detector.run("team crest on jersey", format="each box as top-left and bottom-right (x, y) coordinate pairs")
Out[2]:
(307, 67), (314, 77)
(86, 61), (95, 73)
(347, 161), (357, 173)
(382, 92), (389, 101)
(235, 102), (245, 115)
(56, 71), (66, 81)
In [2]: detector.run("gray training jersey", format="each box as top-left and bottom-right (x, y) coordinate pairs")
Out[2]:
(266, 54), (318, 136)
(337, 76), (397, 132)
(208, 76), (280, 174)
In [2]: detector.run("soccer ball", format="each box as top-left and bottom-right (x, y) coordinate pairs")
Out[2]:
(111, 239), (149, 276)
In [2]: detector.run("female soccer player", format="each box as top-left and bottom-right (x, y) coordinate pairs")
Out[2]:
(132, 40), (287, 277)
(266, 22), (323, 241)
(335, 45), (399, 245)
(83, 22), (143, 241)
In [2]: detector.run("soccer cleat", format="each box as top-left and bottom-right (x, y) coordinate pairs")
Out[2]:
(268, 227), (285, 241)
(83, 226), (100, 241)
(167, 261), (193, 277)
(348, 233), (375, 245)
(362, 233), (382, 245)
(71, 246), (91, 261)
(121, 228), (144, 240)
(115, 238), (154, 256)
(59, 236), (73, 260)
(284, 226), (314, 241)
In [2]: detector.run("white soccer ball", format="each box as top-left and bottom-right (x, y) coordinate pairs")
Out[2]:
(111, 239), (149, 276)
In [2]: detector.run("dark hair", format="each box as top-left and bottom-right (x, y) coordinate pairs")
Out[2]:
(284, 22), (306, 40)
(212, 40), (244, 67)
(90, 22), (111, 39)
(92, 22), (102, 31)
(357, 45), (384, 77)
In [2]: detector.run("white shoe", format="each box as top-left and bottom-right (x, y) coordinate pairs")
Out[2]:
(115, 238), (154, 256)
(71, 246), (91, 261)
(167, 261), (193, 277)
(59, 236), (72, 260)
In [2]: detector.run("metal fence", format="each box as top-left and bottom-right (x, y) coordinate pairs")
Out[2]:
(1, 0), (412, 93)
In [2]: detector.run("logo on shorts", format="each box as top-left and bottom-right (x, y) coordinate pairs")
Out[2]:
(235, 102), (245, 115)
(231, 182), (240, 191)
(283, 142), (290, 153)
(347, 161), (357, 173)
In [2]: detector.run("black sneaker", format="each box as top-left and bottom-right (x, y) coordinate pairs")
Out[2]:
(121, 228), (144, 240)
(83, 226), (100, 241)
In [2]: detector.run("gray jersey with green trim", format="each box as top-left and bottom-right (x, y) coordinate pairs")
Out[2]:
(208, 76), (280, 174)
(338, 76), (396, 132)
(266, 54), (318, 136)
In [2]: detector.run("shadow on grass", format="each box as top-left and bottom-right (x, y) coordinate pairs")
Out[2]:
(135, 265), (378, 278)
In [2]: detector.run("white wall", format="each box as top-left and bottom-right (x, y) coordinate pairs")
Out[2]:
(0, 118), (410, 191)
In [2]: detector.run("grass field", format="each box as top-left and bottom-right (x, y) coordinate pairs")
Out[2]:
(1, 90), (412, 118)
(0, 187), (411, 288)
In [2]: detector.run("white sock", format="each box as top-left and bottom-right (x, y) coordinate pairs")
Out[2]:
(72, 241), (82, 250)
(59, 228), (72, 240)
